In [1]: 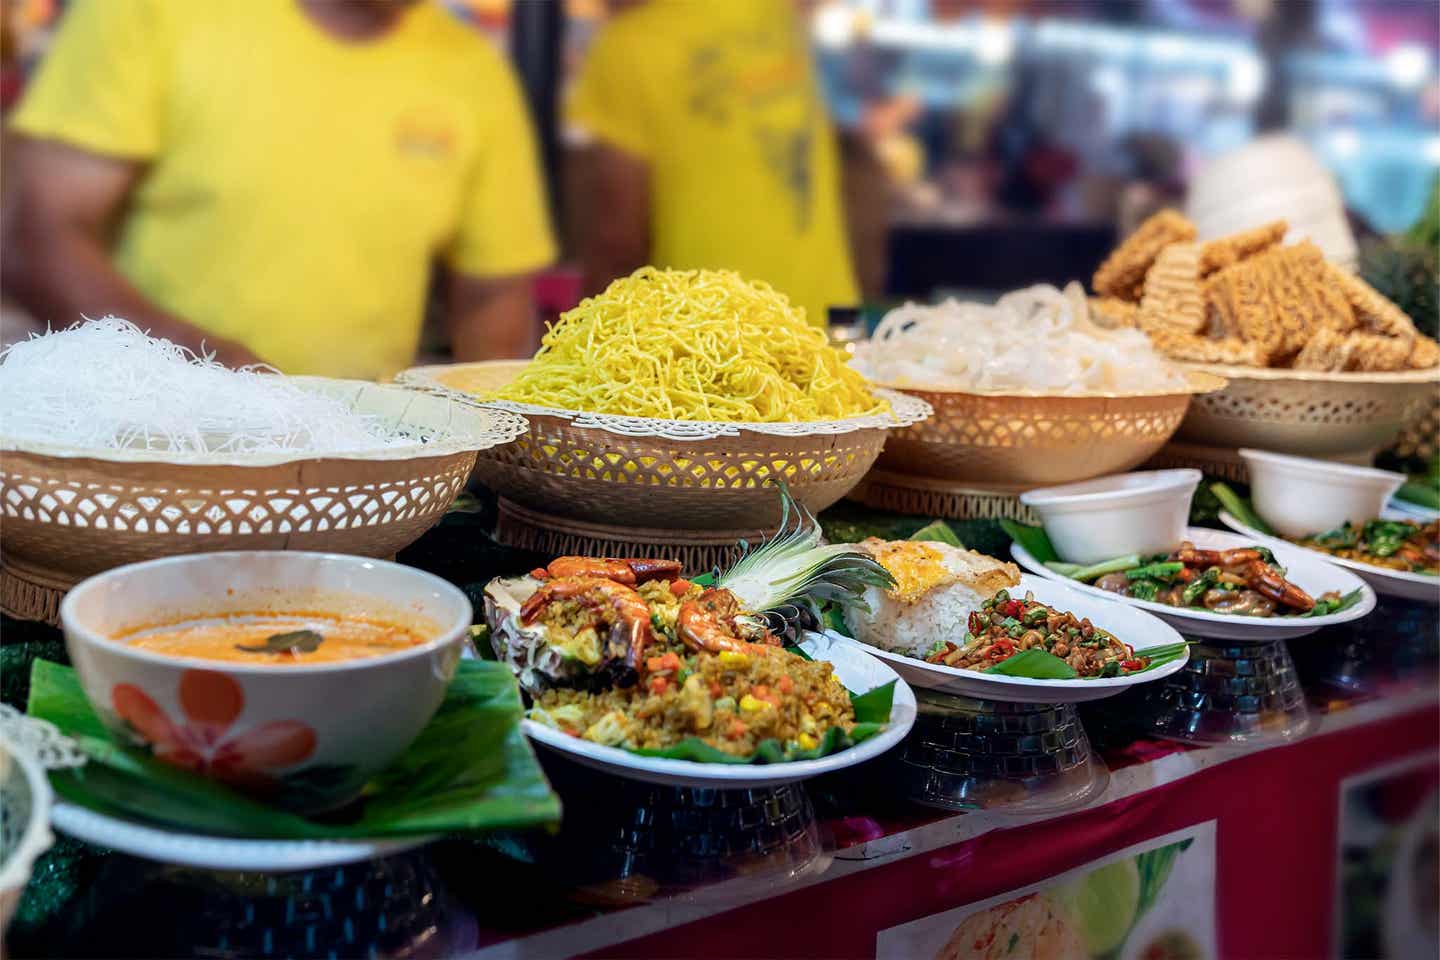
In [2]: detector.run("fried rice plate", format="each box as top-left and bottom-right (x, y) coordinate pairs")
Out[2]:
(530, 642), (856, 757)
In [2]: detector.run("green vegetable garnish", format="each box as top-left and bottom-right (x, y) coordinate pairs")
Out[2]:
(1362, 519), (1413, 558)
(1127, 579), (1161, 602)
(1125, 561), (1184, 583)
(1180, 567), (1219, 606)
(1314, 522), (1359, 549)
(1068, 554), (1143, 583)
(234, 629), (324, 654)
(1303, 587), (1366, 618)
(1210, 481), (1275, 534)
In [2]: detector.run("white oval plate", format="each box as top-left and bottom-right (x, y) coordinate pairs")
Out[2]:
(1385, 498), (1440, 523)
(1011, 527), (1376, 640)
(825, 575), (1189, 703)
(1218, 511), (1439, 604)
(50, 802), (434, 870)
(521, 633), (917, 788)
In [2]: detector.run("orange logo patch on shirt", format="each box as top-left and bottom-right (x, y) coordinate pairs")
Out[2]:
(394, 111), (456, 160)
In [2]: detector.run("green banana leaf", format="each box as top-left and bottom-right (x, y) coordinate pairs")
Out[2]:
(1396, 479), (1440, 511)
(1000, 519), (1060, 563)
(908, 520), (964, 548)
(27, 659), (560, 839)
(984, 649), (1078, 679)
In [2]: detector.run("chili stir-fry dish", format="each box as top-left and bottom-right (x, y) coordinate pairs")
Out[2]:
(1295, 519), (1439, 576)
(922, 589), (1151, 678)
(1061, 542), (1354, 618)
(844, 538), (1187, 680)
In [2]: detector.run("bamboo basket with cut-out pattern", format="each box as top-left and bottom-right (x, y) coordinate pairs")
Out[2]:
(871, 371), (1227, 487)
(1173, 363), (1439, 459)
(0, 381), (528, 623)
(398, 361), (932, 531)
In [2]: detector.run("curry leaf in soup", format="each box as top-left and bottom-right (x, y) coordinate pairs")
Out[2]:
(235, 629), (325, 654)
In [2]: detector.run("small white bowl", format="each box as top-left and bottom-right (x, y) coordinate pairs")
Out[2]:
(1239, 449), (1405, 538)
(1019, 470), (1202, 564)
(60, 552), (471, 813)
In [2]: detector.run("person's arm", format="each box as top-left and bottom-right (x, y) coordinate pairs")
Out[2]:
(1, 136), (261, 365)
(443, 271), (537, 361)
(565, 141), (650, 297)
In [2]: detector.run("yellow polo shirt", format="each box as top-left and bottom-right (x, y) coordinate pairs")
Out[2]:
(11, 0), (555, 378)
(566, 0), (858, 326)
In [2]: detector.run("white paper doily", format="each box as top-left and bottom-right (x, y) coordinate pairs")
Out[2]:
(0, 705), (85, 771)
(399, 366), (932, 441)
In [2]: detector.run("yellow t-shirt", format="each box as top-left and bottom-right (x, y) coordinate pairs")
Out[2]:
(10, 0), (556, 378)
(565, 0), (858, 326)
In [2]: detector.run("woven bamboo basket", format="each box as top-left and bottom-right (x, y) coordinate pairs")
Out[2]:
(0, 380), (528, 623)
(871, 371), (1226, 487)
(853, 470), (1041, 523)
(397, 361), (932, 531)
(1174, 363), (1439, 460)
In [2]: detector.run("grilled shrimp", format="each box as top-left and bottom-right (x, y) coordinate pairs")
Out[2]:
(1175, 545), (1264, 569)
(1240, 560), (1315, 611)
(519, 576), (655, 673)
(676, 588), (779, 654)
(540, 556), (683, 586)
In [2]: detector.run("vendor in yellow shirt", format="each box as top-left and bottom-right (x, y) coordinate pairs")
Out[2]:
(565, 0), (858, 326)
(2, 0), (555, 378)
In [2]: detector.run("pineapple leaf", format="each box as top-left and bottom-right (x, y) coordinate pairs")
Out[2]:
(716, 482), (894, 615)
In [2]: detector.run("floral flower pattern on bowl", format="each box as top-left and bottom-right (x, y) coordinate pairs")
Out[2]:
(111, 670), (316, 793)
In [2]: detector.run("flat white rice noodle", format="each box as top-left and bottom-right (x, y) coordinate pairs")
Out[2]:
(854, 283), (1187, 395)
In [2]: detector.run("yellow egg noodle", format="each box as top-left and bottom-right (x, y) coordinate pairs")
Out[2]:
(488, 267), (889, 422)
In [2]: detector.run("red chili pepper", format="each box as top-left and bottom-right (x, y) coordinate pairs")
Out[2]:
(1122, 659), (1143, 671)
(1003, 600), (1023, 618)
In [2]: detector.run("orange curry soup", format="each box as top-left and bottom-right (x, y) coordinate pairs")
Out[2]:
(116, 612), (434, 665)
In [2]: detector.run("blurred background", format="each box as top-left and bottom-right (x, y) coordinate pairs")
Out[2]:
(1, 0), (1436, 361)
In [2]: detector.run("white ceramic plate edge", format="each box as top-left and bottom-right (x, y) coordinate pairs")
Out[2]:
(520, 635), (917, 788)
(1217, 511), (1439, 604)
(50, 802), (435, 870)
(1385, 498), (1440, 523)
(1010, 528), (1376, 638)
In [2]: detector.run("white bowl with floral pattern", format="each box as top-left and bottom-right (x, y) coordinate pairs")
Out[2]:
(60, 552), (471, 812)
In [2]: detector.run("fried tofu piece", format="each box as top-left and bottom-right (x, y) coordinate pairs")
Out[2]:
(1199, 220), (1287, 276)
(1138, 242), (1205, 335)
(1093, 209), (1197, 300)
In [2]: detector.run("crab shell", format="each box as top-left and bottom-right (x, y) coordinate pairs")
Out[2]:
(482, 575), (637, 695)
